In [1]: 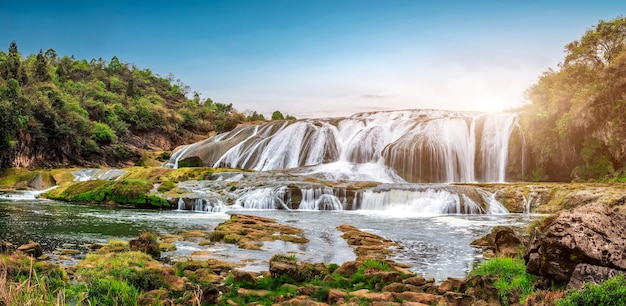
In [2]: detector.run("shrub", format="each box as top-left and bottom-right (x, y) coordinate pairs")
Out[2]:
(557, 274), (626, 306)
(92, 121), (116, 144)
(469, 257), (536, 305)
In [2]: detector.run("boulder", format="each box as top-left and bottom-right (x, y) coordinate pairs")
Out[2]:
(443, 292), (475, 306)
(17, 241), (43, 258)
(567, 263), (626, 289)
(231, 269), (258, 284)
(525, 203), (626, 282)
(494, 230), (526, 258)
(269, 256), (299, 281)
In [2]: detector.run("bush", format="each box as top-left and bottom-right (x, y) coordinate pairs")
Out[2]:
(557, 274), (626, 306)
(469, 257), (536, 305)
(91, 122), (116, 144)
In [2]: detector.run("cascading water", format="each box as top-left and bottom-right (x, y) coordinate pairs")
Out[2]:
(166, 110), (522, 183)
(299, 187), (344, 210)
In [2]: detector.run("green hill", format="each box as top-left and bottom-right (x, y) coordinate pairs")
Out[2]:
(0, 43), (253, 168)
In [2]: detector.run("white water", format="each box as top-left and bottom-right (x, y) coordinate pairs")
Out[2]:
(167, 110), (521, 183)
(0, 186), (59, 200)
(71, 169), (127, 181)
(299, 187), (344, 211)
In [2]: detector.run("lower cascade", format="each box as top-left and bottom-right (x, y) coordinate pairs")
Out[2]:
(174, 183), (508, 215)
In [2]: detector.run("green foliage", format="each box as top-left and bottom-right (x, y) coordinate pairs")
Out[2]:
(520, 16), (626, 181)
(91, 121), (116, 144)
(469, 257), (536, 305)
(0, 43), (249, 169)
(558, 274), (626, 306)
(82, 277), (139, 305)
(271, 110), (284, 120)
(157, 180), (177, 192)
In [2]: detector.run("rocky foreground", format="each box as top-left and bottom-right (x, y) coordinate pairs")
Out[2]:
(1, 202), (625, 305)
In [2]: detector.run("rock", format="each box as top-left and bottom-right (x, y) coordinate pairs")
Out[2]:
(327, 288), (347, 304)
(437, 277), (461, 294)
(567, 263), (626, 289)
(269, 256), (300, 281)
(335, 261), (360, 278)
(443, 292), (475, 306)
(202, 286), (220, 304)
(392, 292), (442, 304)
(57, 249), (81, 255)
(17, 241), (42, 258)
(129, 232), (161, 259)
(237, 288), (269, 297)
(349, 289), (394, 302)
(276, 295), (329, 306)
(525, 203), (626, 282)
(0, 240), (12, 254)
(382, 282), (406, 292)
(403, 276), (428, 286)
(460, 274), (501, 306)
(297, 284), (322, 296)
(231, 269), (258, 284)
(494, 230), (526, 258)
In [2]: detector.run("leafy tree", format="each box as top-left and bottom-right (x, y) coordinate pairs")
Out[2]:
(271, 110), (284, 120)
(565, 17), (626, 69)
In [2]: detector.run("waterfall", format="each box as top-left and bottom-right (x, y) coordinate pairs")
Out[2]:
(167, 109), (522, 183)
(357, 188), (486, 215)
(299, 187), (344, 210)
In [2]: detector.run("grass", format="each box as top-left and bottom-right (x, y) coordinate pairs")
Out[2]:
(557, 274), (626, 306)
(469, 257), (536, 306)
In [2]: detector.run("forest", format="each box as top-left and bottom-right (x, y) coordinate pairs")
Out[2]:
(0, 43), (293, 169)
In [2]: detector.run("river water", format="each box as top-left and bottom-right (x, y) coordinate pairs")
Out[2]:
(0, 197), (534, 281)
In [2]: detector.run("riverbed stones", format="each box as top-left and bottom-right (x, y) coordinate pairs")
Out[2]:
(525, 203), (626, 282)
(17, 241), (43, 257)
(210, 214), (309, 250)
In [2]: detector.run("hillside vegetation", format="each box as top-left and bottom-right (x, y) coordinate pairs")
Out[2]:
(520, 16), (626, 182)
(0, 43), (294, 169)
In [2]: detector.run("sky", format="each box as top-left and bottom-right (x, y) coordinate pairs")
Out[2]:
(2, 1), (625, 118)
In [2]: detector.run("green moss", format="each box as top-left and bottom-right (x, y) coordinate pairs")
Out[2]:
(157, 180), (176, 192)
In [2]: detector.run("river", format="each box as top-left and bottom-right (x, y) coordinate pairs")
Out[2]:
(0, 197), (534, 281)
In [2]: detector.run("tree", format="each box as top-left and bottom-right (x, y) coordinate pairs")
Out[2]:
(44, 48), (58, 63)
(564, 16), (626, 69)
(126, 78), (135, 97)
(35, 49), (50, 82)
(108, 56), (123, 74)
(6, 41), (20, 80)
(271, 110), (284, 120)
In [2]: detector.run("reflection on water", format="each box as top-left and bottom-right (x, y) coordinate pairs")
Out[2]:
(0, 199), (534, 280)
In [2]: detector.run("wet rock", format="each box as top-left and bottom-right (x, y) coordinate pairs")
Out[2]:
(494, 230), (526, 258)
(17, 241), (43, 258)
(129, 232), (161, 259)
(57, 249), (81, 255)
(211, 214), (308, 249)
(525, 203), (626, 282)
(335, 260), (360, 278)
(237, 287), (270, 297)
(567, 263), (626, 289)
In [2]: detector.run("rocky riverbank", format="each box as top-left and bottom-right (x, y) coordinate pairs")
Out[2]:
(2, 202), (625, 305)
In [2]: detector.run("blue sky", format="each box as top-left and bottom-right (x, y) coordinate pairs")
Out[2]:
(2, 1), (625, 118)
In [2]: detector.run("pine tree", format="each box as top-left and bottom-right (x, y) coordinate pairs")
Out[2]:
(35, 49), (50, 82)
(6, 41), (20, 80)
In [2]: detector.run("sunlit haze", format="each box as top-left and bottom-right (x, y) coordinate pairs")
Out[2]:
(3, 1), (624, 118)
